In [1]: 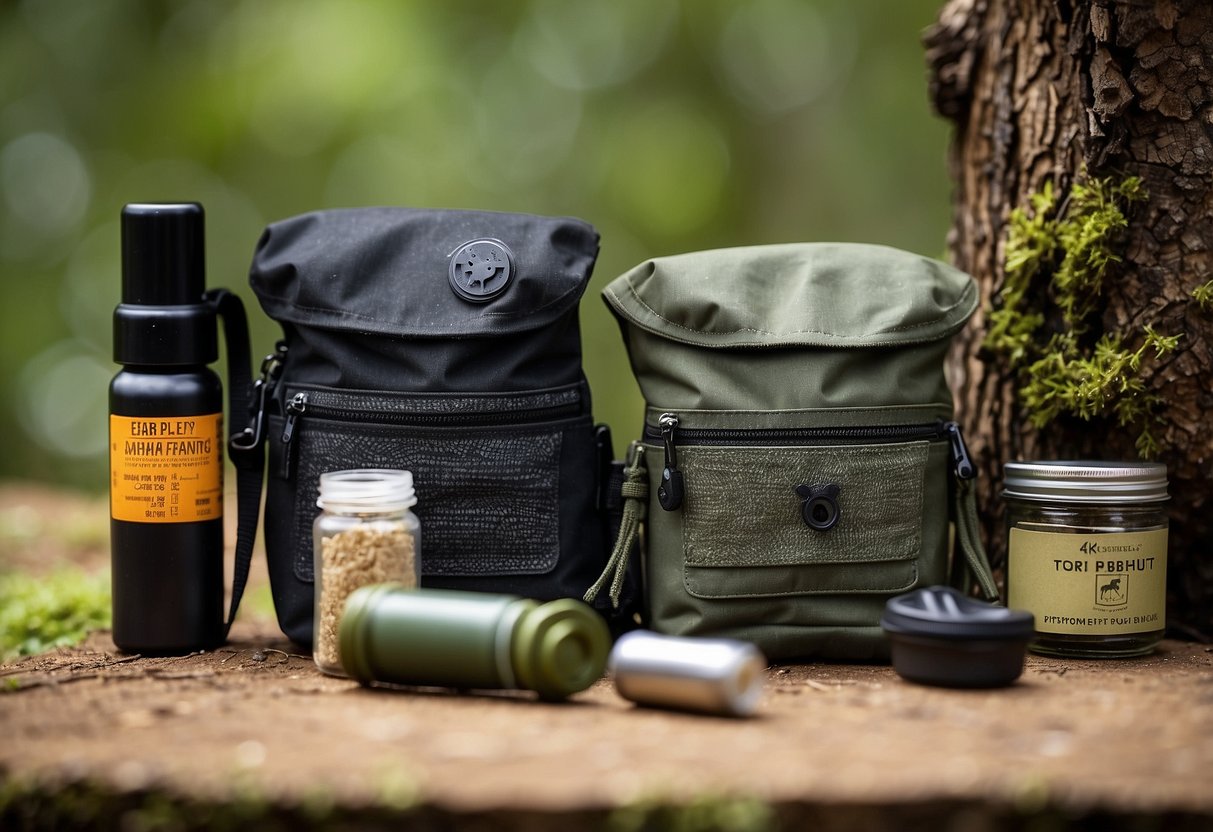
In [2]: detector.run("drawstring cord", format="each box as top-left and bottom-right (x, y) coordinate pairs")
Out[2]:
(954, 476), (1000, 601)
(584, 444), (647, 608)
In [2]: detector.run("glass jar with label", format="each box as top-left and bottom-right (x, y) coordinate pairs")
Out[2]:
(313, 469), (420, 676)
(1003, 460), (1167, 658)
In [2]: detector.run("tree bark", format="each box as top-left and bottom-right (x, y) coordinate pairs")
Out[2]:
(925, 0), (1213, 639)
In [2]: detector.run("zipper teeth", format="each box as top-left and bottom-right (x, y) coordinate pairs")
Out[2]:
(293, 397), (581, 427)
(644, 422), (944, 444)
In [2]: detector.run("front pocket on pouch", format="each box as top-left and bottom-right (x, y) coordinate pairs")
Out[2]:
(677, 440), (931, 599)
(274, 384), (584, 583)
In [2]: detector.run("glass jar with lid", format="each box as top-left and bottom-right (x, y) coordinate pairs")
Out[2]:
(1003, 460), (1167, 658)
(313, 468), (420, 676)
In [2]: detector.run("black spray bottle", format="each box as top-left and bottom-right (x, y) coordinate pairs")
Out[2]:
(110, 203), (225, 653)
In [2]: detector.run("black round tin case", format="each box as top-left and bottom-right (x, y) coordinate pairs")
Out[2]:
(881, 586), (1034, 688)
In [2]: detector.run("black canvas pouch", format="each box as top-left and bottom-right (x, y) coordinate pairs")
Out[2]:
(246, 207), (616, 646)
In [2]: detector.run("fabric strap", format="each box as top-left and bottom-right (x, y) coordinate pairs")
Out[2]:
(952, 475), (1000, 601)
(204, 289), (265, 638)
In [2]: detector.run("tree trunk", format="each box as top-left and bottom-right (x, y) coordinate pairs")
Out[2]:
(925, 0), (1213, 639)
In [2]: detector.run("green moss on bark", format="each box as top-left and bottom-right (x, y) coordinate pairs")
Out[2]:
(985, 174), (1181, 457)
(1192, 280), (1213, 311)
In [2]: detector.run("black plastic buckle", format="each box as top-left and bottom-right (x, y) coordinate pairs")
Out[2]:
(229, 342), (285, 460)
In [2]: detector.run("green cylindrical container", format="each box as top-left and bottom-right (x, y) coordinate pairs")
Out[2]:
(339, 585), (610, 700)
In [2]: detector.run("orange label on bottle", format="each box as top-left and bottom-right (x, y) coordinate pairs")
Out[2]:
(109, 414), (224, 523)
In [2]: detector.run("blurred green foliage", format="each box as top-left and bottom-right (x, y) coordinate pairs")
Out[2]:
(0, 0), (951, 490)
(0, 568), (110, 661)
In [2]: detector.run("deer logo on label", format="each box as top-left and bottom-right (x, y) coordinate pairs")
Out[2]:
(1095, 573), (1128, 607)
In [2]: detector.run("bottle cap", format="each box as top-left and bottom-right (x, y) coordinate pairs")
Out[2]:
(121, 203), (206, 305)
(510, 599), (609, 701)
(114, 202), (216, 365)
(317, 468), (417, 513)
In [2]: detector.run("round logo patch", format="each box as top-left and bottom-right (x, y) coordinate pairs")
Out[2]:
(448, 238), (515, 303)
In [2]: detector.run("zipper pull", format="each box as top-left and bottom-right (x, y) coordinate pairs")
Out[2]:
(280, 392), (307, 479)
(944, 421), (975, 480)
(657, 412), (684, 511)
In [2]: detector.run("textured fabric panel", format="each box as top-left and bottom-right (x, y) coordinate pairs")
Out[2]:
(292, 419), (563, 580)
(681, 441), (929, 568)
(641, 439), (953, 658)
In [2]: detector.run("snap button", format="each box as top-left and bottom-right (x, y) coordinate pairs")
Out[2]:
(795, 483), (841, 531)
(448, 238), (515, 303)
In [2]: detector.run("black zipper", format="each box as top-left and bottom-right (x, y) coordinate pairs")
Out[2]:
(278, 390), (583, 479)
(279, 392), (307, 479)
(645, 412), (975, 511)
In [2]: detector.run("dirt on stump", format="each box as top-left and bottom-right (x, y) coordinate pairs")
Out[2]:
(1, 483), (1212, 830)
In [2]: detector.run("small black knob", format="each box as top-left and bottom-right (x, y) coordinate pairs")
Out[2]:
(795, 483), (840, 531)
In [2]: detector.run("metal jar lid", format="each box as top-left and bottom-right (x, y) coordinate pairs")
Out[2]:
(1002, 460), (1168, 505)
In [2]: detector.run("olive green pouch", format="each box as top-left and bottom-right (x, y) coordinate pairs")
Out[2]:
(586, 243), (998, 661)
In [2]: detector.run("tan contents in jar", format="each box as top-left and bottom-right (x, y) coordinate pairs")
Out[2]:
(315, 526), (415, 672)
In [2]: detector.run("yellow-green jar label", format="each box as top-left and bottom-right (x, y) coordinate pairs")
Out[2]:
(1008, 527), (1167, 636)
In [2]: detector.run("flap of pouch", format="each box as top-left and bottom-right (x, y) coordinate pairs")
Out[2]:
(675, 440), (936, 599)
(603, 243), (976, 350)
(250, 207), (599, 338)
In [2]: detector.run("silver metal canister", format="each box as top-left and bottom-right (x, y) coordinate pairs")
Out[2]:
(608, 631), (767, 717)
